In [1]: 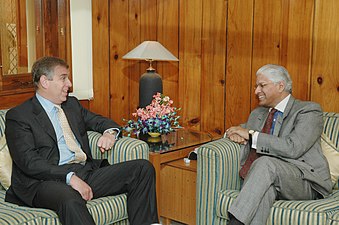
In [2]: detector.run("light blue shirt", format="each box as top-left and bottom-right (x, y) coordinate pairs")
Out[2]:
(36, 93), (78, 184)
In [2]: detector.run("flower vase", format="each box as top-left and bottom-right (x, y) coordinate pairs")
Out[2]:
(148, 132), (161, 137)
(148, 132), (161, 143)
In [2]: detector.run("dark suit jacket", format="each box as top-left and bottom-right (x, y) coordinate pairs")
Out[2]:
(240, 96), (332, 197)
(5, 96), (120, 206)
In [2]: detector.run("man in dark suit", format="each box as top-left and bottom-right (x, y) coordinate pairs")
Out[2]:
(225, 64), (332, 225)
(5, 56), (159, 225)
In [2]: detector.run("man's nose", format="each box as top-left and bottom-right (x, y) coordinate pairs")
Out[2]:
(66, 78), (72, 87)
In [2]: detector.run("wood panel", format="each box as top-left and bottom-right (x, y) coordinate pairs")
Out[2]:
(0, 91), (34, 110)
(89, 0), (339, 137)
(200, 0), (227, 135)
(91, 0), (110, 117)
(251, 0), (283, 110)
(178, 0), (203, 130)
(311, 0), (339, 112)
(127, 0), (141, 113)
(281, 0), (314, 101)
(109, 0), (130, 124)
(252, 0), (314, 108)
(226, 0), (254, 127)
(157, 0), (180, 106)
(43, 0), (59, 57)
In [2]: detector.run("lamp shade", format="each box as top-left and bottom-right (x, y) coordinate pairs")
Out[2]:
(122, 41), (179, 61)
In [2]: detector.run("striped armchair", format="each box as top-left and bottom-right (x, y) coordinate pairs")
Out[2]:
(197, 112), (339, 225)
(0, 109), (149, 225)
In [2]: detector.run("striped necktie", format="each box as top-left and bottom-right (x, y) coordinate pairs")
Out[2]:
(55, 105), (87, 164)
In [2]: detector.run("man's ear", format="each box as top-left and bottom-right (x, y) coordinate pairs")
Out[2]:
(39, 75), (49, 89)
(278, 81), (285, 93)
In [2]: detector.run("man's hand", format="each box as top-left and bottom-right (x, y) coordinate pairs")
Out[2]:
(69, 174), (93, 201)
(97, 132), (116, 153)
(225, 126), (249, 144)
(228, 133), (247, 144)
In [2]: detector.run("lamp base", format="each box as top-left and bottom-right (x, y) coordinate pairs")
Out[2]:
(139, 70), (163, 108)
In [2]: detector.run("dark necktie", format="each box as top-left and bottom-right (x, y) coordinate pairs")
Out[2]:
(239, 108), (278, 179)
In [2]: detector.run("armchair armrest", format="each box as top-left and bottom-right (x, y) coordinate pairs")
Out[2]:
(196, 137), (241, 225)
(87, 131), (149, 164)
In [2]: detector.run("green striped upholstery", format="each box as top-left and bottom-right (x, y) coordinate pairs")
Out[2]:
(323, 113), (339, 149)
(0, 190), (129, 225)
(197, 112), (339, 225)
(88, 131), (149, 164)
(0, 109), (149, 224)
(329, 211), (339, 225)
(217, 190), (339, 225)
(0, 109), (7, 137)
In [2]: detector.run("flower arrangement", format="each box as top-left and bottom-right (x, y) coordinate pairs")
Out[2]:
(124, 93), (181, 136)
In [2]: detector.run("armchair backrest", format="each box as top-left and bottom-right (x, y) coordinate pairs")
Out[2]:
(0, 110), (7, 138)
(322, 112), (338, 149)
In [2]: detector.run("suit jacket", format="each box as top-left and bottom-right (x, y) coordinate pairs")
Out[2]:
(5, 96), (120, 206)
(240, 96), (332, 197)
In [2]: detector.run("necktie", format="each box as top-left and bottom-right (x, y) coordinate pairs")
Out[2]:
(239, 108), (278, 179)
(55, 105), (87, 164)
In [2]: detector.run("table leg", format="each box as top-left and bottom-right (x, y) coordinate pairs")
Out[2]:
(162, 217), (172, 225)
(149, 153), (161, 216)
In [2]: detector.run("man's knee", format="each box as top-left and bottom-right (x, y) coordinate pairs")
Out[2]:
(138, 159), (156, 177)
(251, 156), (279, 174)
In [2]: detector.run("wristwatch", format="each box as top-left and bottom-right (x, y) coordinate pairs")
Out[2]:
(105, 129), (118, 139)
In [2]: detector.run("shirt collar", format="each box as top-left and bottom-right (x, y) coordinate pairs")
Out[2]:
(273, 94), (291, 113)
(36, 93), (59, 113)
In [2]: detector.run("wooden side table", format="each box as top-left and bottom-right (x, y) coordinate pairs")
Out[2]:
(144, 129), (213, 224)
(160, 159), (197, 225)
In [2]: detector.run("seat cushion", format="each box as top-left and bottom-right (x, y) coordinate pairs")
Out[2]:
(322, 134), (339, 186)
(216, 189), (339, 225)
(0, 135), (12, 190)
(323, 112), (338, 149)
(0, 190), (129, 225)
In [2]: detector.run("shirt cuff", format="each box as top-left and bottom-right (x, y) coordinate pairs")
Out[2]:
(104, 128), (121, 140)
(66, 172), (75, 185)
(251, 131), (259, 149)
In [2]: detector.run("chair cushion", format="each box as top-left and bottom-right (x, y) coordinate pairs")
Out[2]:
(217, 189), (339, 225)
(323, 112), (339, 149)
(0, 135), (11, 190)
(322, 134), (339, 186)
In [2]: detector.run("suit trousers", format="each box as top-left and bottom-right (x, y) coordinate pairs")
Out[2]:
(229, 156), (318, 225)
(32, 159), (158, 225)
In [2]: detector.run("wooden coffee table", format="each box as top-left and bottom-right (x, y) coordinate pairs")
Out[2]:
(139, 129), (213, 224)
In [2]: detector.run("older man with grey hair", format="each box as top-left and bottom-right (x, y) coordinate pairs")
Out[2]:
(225, 64), (332, 225)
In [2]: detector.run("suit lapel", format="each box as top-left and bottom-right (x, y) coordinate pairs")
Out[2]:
(32, 97), (57, 143)
(272, 96), (295, 136)
(258, 109), (269, 131)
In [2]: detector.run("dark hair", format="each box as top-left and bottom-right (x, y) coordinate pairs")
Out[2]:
(32, 56), (69, 88)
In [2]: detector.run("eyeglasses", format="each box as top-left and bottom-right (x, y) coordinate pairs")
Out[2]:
(254, 82), (274, 90)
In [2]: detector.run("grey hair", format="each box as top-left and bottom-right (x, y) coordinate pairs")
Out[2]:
(256, 64), (292, 93)
(32, 56), (69, 88)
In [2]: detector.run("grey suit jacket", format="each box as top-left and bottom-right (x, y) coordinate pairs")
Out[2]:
(5, 96), (120, 206)
(240, 96), (332, 197)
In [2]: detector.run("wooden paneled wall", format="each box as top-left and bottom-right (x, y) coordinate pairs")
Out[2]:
(91, 0), (339, 136)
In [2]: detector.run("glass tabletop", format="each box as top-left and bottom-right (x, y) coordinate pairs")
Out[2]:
(138, 128), (213, 153)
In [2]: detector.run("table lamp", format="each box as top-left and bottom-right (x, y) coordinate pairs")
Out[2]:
(122, 41), (179, 108)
